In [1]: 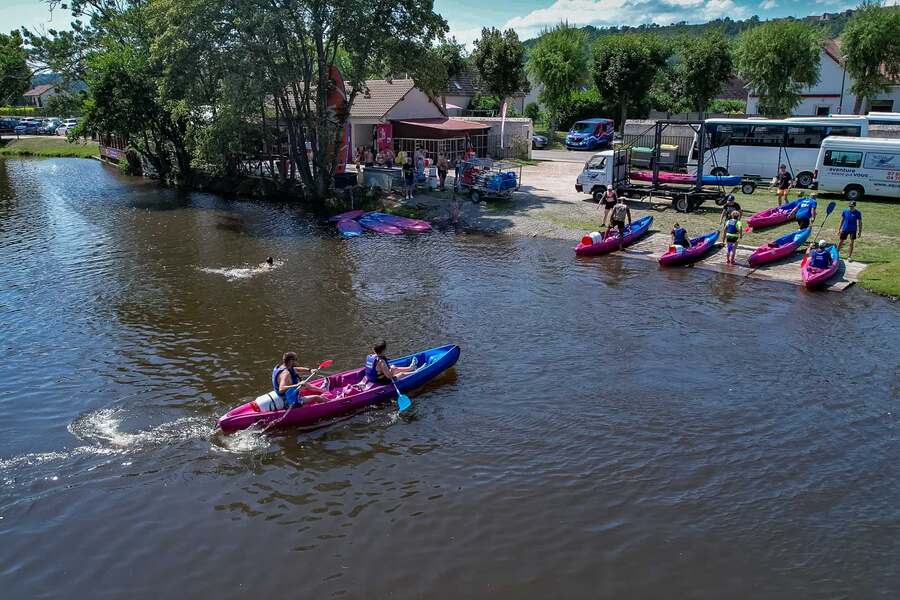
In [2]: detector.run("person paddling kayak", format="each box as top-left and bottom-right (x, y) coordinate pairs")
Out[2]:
(364, 341), (417, 385)
(806, 240), (834, 269)
(606, 197), (632, 250)
(273, 352), (327, 408)
(671, 222), (690, 250)
(722, 210), (743, 265)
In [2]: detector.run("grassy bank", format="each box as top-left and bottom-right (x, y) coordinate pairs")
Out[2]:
(0, 136), (98, 158)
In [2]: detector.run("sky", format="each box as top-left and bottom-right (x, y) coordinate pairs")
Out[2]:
(4, 0), (864, 45)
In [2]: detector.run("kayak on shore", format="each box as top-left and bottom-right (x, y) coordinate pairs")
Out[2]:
(574, 216), (653, 256)
(218, 344), (461, 432)
(747, 227), (811, 267)
(658, 231), (719, 266)
(747, 199), (801, 230)
(336, 219), (363, 238)
(328, 209), (366, 222)
(801, 245), (840, 289)
(368, 212), (432, 232)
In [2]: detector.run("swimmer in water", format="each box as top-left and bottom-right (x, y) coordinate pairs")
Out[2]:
(262, 256), (274, 268)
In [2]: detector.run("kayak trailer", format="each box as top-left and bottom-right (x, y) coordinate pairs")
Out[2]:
(455, 158), (523, 203)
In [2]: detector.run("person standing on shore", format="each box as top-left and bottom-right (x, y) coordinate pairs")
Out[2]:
(384, 147), (395, 168)
(599, 187), (617, 226)
(606, 197), (632, 250)
(837, 201), (863, 261)
(402, 159), (415, 200)
(775, 164), (793, 206)
(719, 194), (743, 224)
(722, 210), (743, 265)
(790, 193), (817, 230)
(437, 153), (449, 191)
(364, 146), (374, 168)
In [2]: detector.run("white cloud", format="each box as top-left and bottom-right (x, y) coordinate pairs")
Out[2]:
(500, 0), (750, 41)
(759, 0), (777, 9)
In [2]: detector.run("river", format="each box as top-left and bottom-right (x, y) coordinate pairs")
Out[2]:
(1, 157), (898, 599)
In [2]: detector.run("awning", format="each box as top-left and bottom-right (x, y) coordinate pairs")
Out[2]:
(444, 102), (462, 110)
(391, 118), (491, 140)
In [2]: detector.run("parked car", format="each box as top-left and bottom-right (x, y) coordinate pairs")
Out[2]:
(0, 118), (19, 134)
(531, 134), (548, 150)
(57, 118), (79, 136)
(39, 119), (62, 134)
(565, 118), (615, 151)
(14, 120), (42, 135)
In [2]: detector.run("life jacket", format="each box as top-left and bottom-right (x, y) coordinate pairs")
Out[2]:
(725, 219), (739, 235)
(673, 227), (687, 244)
(811, 249), (832, 269)
(272, 365), (299, 397)
(364, 353), (385, 383)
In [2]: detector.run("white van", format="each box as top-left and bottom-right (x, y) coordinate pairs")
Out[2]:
(574, 149), (629, 200)
(813, 136), (900, 201)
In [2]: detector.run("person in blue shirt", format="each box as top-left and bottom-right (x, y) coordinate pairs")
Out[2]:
(790, 193), (817, 229)
(836, 201), (863, 261)
(806, 240), (834, 269)
(671, 222), (690, 250)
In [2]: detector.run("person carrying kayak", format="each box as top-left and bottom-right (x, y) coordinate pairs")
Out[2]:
(837, 200), (863, 261)
(671, 222), (690, 250)
(599, 187), (617, 227)
(790, 193), (817, 230)
(722, 210), (743, 265)
(606, 197), (632, 250)
(364, 341), (417, 385)
(806, 240), (834, 269)
(719, 194), (743, 224)
(273, 352), (328, 408)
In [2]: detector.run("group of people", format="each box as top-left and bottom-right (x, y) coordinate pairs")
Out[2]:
(272, 341), (417, 409)
(596, 187), (633, 250)
(357, 146), (452, 199)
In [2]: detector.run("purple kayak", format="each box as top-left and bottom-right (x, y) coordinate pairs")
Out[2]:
(328, 209), (365, 222)
(358, 214), (403, 235)
(658, 231), (719, 266)
(747, 199), (801, 230)
(336, 219), (363, 238)
(368, 212), (432, 232)
(574, 216), (653, 256)
(747, 227), (811, 267)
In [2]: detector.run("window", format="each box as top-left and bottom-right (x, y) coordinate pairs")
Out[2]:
(816, 106), (830, 116)
(863, 152), (900, 170)
(823, 150), (863, 168)
(749, 125), (785, 146)
(825, 125), (862, 138)
(587, 156), (607, 170)
(870, 100), (894, 112)
(786, 125), (826, 148)
(709, 124), (752, 148)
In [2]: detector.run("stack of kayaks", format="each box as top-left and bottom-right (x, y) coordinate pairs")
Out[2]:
(658, 231), (719, 266)
(217, 344), (461, 432)
(574, 216), (653, 256)
(329, 210), (432, 237)
(746, 199), (801, 230)
(801, 245), (840, 289)
(630, 170), (742, 187)
(747, 227), (811, 267)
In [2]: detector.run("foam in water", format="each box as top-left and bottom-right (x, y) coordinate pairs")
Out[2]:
(198, 259), (284, 281)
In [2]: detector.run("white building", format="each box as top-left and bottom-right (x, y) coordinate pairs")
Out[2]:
(23, 84), (59, 108)
(747, 39), (900, 117)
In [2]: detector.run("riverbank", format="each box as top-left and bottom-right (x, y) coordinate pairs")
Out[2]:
(398, 160), (899, 297)
(0, 136), (98, 158)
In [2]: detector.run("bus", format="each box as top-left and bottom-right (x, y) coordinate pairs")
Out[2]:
(861, 112), (900, 126)
(813, 136), (900, 201)
(689, 117), (868, 188)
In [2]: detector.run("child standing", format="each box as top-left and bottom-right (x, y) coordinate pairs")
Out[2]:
(723, 210), (743, 265)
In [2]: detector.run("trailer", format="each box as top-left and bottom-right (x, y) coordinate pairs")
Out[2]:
(454, 158), (523, 203)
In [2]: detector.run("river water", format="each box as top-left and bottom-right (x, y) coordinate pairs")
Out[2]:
(1, 158), (898, 599)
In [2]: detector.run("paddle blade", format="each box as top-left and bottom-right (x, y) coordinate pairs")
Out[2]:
(318, 359), (334, 368)
(744, 226), (753, 233)
(825, 201), (836, 215)
(397, 393), (412, 412)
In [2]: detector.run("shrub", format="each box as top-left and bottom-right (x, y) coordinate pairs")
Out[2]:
(556, 89), (615, 131)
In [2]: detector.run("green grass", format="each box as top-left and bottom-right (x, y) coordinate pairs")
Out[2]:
(0, 137), (98, 158)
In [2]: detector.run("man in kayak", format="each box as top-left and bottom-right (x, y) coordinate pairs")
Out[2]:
(837, 200), (863, 261)
(606, 197), (632, 250)
(775, 164), (793, 206)
(273, 352), (328, 408)
(790, 193), (817, 230)
(365, 341), (417, 385)
(806, 240), (834, 269)
(719, 194), (743, 224)
(671, 222), (690, 250)
(722, 210), (743, 265)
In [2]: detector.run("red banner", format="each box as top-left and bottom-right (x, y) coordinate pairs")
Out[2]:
(376, 122), (393, 153)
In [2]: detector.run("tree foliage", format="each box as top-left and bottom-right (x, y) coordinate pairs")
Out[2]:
(556, 89), (614, 131)
(591, 34), (670, 130)
(842, 1), (900, 114)
(670, 32), (733, 113)
(0, 31), (30, 105)
(527, 23), (587, 132)
(734, 21), (822, 117)
(412, 38), (466, 102)
(471, 27), (529, 105)
(44, 92), (85, 117)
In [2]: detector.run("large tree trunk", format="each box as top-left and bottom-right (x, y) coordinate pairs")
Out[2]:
(853, 95), (864, 115)
(619, 103), (627, 134)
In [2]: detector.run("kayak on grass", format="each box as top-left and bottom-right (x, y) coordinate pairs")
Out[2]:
(218, 344), (461, 432)
(658, 231), (719, 266)
(367, 212), (432, 232)
(337, 219), (363, 238)
(801, 245), (840, 289)
(328, 209), (365, 222)
(574, 216), (653, 256)
(358, 214), (403, 234)
(747, 199), (801, 230)
(747, 227), (811, 267)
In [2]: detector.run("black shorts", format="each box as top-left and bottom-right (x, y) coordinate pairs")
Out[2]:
(611, 219), (625, 234)
(840, 230), (857, 241)
(604, 200), (616, 209)
(797, 217), (810, 229)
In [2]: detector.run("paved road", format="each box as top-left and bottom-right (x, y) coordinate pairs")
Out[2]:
(532, 148), (593, 163)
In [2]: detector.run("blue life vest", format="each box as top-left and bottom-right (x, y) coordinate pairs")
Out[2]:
(272, 365), (300, 407)
(365, 353), (390, 383)
(725, 219), (739, 235)
(810, 249), (832, 269)
(673, 227), (687, 245)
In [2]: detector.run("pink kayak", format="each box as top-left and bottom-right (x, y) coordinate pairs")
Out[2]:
(368, 212), (432, 232)
(336, 219), (363, 238)
(574, 216), (652, 256)
(658, 231), (719, 266)
(747, 227), (811, 267)
(217, 344), (460, 432)
(358, 214), (403, 234)
(631, 170), (694, 185)
(746, 199), (800, 230)
(801, 245), (840, 289)
(328, 209), (365, 222)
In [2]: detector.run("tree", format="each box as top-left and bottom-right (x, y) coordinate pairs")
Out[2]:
(44, 92), (85, 117)
(471, 27), (529, 110)
(842, 2), (900, 114)
(411, 38), (466, 110)
(734, 21), (822, 117)
(524, 101), (542, 123)
(527, 23), (587, 134)
(671, 32), (733, 113)
(0, 31), (30, 105)
(591, 34), (670, 130)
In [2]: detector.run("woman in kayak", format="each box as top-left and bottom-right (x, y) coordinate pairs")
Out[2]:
(722, 210), (743, 265)
(365, 341), (417, 385)
(273, 352), (328, 408)
(671, 222), (690, 250)
(806, 240), (834, 269)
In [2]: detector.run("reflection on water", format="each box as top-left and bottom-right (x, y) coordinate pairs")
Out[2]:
(1, 158), (899, 599)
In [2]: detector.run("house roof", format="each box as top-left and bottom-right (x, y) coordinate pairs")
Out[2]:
(391, 118), (490, 131)
(822, 38), (898, 83)
(350, 79), (418, 119)
(717, 76), (749, 101)
(24, 84), (55, 97)
(442, 65), (526, 98)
